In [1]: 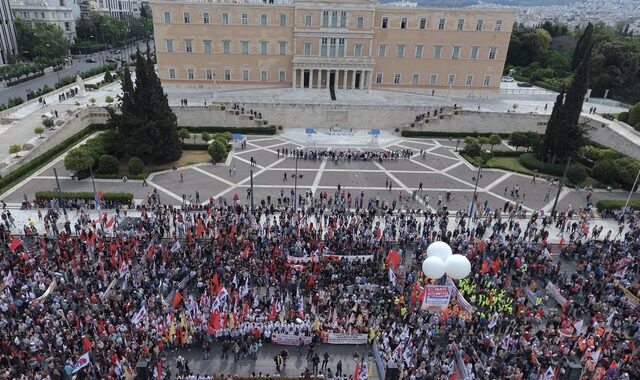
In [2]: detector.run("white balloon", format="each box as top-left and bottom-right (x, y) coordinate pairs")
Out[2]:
(426, 241), (453, 262)
(422, 256), (446, 279)
(445, 254), (472, 280)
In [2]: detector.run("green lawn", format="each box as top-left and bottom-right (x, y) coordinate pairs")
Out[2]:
(486, 156), (537, 176)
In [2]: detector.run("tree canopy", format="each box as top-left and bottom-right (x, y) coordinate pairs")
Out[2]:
(105, 53), (181, 164)
(506, 21), (640, 104)
(15, 19), (68, 62)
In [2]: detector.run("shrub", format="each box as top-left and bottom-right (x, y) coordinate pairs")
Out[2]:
(84, 137), (106, 163)
(518, 153), (565, 176)
(105, 95), (114, 104)
(64, 147), (95, 174)
(42, 118), (54, 129)
(596, 200), (640, 212)
(34, 127), (44, 137)
(462, 137), (481, 156)
(96, 154), (119, 175)
(201, 132), (211, 142)
(617, 111), (629, 123)
(35, 191), (133, 204)
(128, 157), (144, 175)
(613, 157), (640, 189)
(566, 164), (588, 184)
(101, 129), (126, 158)
(104, 70), (113, 82)
(208, 140), (228, 162)
(9, 144), (21, 157)
(89, 97), (96, 105)
(591, 159), (618, 184)
(179, 128), (190, 142)
(628, 102), (640, 126)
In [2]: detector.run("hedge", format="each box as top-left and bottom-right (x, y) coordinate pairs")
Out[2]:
(596, 200), (640, 212)
(518, 153), (566, 176)
(181, 126), (276, 135)
(401, 130), (511, 138)
(35, 191), (133, 203)
(491, 150), (522, 158)
(0, 124), (105, 195)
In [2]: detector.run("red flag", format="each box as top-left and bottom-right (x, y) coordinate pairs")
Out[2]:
(377, 228), (382, 240)
(88, 232), (96, 246)
(243, 302), (249, 318)
(212, 273), (221, 293)
(197, 222), (205, 238)
(155, 361), (163, 380)
(186, 228), (192, 246)
(172, 291), (183, 309)
(230, 225), (236, 237)
(242, 245), (250, 259)
(210, 311), (222, 330)
(268, 303), (277, 321)
(386, 250), (401, 270)
(558, 237), (565, 250)
(146, 245), (156, 260)
(8, 237), (21, 252)
(207, 207), (212, 217)
(97, 191), (103, 200)
(105, 216), (115, 228)
(82, 336), (93, 353)
(353, 362), (361, 380)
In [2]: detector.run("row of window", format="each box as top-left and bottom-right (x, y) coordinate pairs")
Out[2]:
(163, 10), (503, 32)
(380, 16), (502, 31)
(168, 10), (289, 26)
(167, 67), (493, 86)
(165, 39), (289, 55)
(164, 38), (499, 60)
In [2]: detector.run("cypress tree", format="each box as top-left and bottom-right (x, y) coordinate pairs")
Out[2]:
(571, 23), (593, 70)
(541, 90), (565, 163)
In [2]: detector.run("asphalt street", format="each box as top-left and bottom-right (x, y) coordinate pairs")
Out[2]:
(0, 41), (147, 106)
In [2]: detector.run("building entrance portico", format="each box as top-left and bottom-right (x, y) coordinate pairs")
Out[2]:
(293, 66), (372, 91)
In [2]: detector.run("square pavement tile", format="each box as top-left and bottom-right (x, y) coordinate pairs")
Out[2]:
(398, 140), (438, 149)
(446, 165), (508, 189)
(251, 169), (316, 187)
(391, 172), (474, 191)
(272, 158), (323, 170)
(430, 146), (459, 159)
(197, 159), (254, 184)
(245, 138), (283, 147)
(378, 159), (436, 172)
(234, 149), (281, 168)
(411, 155), (460, 171)
(151, 168), (231, 201)
(316, 170), (396, 189)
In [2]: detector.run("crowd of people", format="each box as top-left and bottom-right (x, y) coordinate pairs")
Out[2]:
(276, 148), (415, 162)
(0, 180), (638, 380)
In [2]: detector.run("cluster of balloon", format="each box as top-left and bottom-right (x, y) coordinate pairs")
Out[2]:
(421, 241), (471, 280)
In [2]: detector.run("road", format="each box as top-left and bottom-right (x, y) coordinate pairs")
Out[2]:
(0, 41), (149, 106)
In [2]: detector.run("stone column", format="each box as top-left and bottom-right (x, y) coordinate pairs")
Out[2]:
(342, 70), (347, 89)
(292, 68), (297, 90)
(310, 69), (315, 89)
(325, 70), (330, 89)
(352, 70), (357, 89)
(367, 71), (372, 92)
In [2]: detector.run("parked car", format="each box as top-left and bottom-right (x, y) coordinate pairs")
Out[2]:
(105, 58), (117, 63)
(112, 49), (121, 54)
(501, 76), (514, 82)
(517, 82), (533, 87)
(85, 58), (97, 63)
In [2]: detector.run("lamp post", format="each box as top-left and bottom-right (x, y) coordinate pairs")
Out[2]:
(465, 150), (490, 226)
(294, 148), (300, 210)
(623, 168), (640, 213)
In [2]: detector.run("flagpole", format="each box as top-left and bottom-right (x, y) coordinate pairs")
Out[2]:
(623, 168), (640, 213)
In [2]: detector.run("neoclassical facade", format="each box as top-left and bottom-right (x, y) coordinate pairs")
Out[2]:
(151, 0), (514, 92)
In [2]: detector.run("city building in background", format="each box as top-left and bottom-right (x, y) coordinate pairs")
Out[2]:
(151, 0), (514, 92)
(95, 0), (140, 18)
(10, 0), (81, 41)
(0, 0), (18, 64)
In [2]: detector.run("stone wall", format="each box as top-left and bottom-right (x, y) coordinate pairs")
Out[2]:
(172, 104), (272, 128)
(409, 110), (549, 134)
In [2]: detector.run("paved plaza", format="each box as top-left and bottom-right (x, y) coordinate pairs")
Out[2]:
(2, 129), (638, 242)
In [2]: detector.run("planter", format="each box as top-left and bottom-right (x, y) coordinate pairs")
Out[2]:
(277, 126), (283, 131)
(454, 111), (459, 115)
(249, 116), (254, 120)
(424, 119), (429, 124)
(395, 128), (400, 133)
(234, 110), (239, 115)
(220, 106), (225, 110)
(263, 120), (268, 125)
(439, 115), (444, 119)
(410, 123), (415, 128)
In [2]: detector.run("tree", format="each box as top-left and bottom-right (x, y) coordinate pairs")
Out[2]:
(201, 132), (211, 143)
(9, 144), (21, 158)
(96, 155), (119, 175)
(541, 23), (594, 163)
(628, 102), (640, 126)
(105, 96), (114, 105)
(64, 147), (95, 173)
(506, 24), (552, 67)
(508, 132), (528, 151)
(42, 117), (54, 129)
(34, 127), (44, 138)
(208, 140), (228, 162)
(128, 157), (144, 175)
(572, 23), (594, 70)
(106, 53), (182, 163)
(488, 134), (501, 152)
(566, 165), (588, 184)
(179, 128), (190, 144)
(15, 19), (68, 61)
(89, 97), (96, 105)
(591, 159), (618, 184)
(462, 137), (481, 156)
(104, 70), (113, 83)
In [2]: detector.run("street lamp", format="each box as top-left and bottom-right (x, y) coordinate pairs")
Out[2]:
(294, 147), (301, 210)
(465, 149), (490, 225)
